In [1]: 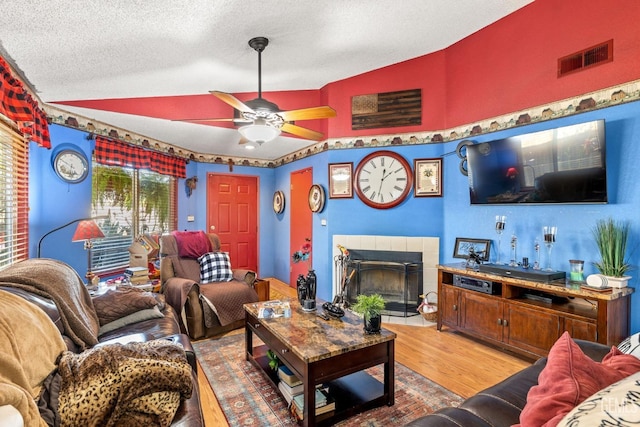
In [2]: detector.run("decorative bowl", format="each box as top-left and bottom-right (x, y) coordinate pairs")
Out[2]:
(322, 302), (345, 319)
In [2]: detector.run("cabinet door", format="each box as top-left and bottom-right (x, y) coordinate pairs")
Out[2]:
(505, 303), (561, 355)
(440, 285), (460, 327)
(461, 291), (503, 342)
(565, 317), (597, 342)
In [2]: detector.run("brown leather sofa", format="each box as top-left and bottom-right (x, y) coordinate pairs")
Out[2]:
(160, 232), (258, 339)
(0, 281), (204, 427)
(404, 340), (610, 427)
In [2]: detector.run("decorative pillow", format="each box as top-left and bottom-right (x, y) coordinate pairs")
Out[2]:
(198, 252), (233, 283)
(98, 306), (164, 336)
(618, 332), (640, 358)
(557, 371), (640, 426)
(172, 230), (212, 258)
(517, 332), (640, 427)
(93, 287), (159, 326)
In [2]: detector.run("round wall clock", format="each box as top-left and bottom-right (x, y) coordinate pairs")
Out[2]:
(308, 184), (325, 213)
(273, 190), (285, 214)
(354, 150), (413, 209)
(52, 146), (89, 183)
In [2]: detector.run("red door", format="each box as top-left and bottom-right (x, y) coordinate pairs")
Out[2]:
(207, 174), (259, 273)
(289, 167), (313, 288)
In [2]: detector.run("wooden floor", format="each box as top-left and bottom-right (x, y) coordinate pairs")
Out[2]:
(196, 279), (532, 427)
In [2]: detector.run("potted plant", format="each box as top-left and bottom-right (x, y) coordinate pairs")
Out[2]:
(351, 293), (386, 334)
(592, 218), (632, 288)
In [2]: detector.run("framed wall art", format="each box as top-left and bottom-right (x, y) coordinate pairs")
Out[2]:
(328, 162), (353, 199)
(453, 237), (491, 262)
(414, 158), (443, 197)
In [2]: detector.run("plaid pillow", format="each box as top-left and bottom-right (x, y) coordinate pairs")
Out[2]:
(198, 252), (233, 283)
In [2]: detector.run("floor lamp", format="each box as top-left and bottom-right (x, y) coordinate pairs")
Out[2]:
(71, 219), (105, 285)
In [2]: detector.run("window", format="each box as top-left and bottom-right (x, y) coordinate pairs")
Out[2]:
(91, 163), (176, 274)
(0, 118), (29, 268)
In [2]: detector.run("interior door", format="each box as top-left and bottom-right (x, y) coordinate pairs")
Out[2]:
(207, 174), (258, 273)
(289, 167), (313, 288)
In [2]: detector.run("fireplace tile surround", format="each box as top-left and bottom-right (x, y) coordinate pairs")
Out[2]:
(332, 235), (440, 314)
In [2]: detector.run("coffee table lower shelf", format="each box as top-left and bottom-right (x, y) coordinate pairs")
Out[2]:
(249, 345), (390, 426)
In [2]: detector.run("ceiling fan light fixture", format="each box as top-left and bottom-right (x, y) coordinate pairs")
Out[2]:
(238, 118), (281, 144)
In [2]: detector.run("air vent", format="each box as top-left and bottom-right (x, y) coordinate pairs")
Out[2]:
(558, 39), (613, 77)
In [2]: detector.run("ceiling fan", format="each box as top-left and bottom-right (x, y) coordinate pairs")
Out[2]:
(180, 36), (336, 146)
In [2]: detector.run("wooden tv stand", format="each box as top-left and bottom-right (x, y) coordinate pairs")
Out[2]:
(437, 264), (633, 359)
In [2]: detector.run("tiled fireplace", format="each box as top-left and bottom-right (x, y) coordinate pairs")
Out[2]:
(332, 235), (440, 309)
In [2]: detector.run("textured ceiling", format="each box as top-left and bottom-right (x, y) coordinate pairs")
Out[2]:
(0, 0), (532, 160)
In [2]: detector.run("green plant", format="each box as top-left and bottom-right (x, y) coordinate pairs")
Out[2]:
(351, 293), (386, 320)
(266, 349), (279, 371)
(592, 218), (631, 277)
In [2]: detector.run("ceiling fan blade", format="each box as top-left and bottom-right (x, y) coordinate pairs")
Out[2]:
(172, 117), (238, 123)
(281, 123), (325, 141)
(210, 91), (255, 113)
(279, 106), (336, 122)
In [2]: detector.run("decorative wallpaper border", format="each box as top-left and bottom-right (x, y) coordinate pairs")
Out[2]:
(45, 78), (640, 169)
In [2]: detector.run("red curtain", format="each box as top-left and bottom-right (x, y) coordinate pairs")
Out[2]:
(0, 56), (50, 148)
(94, 136), (186, 178)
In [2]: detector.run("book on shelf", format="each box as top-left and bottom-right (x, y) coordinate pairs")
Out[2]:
(291, 388), (335, 419)
(278, 379), (303, 398)
(256, 300), (291, 319)
(277, 365), (301, 387)
(278, 380), (302, 405)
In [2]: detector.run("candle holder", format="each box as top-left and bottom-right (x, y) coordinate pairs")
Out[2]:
(533, 239), (541, 270)
(543, 226), (557, 271)
(495, 215), (506, 264)
(509, 234), (518, 267)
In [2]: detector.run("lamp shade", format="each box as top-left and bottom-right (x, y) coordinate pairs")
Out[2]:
(238, 118), (281, 144)
(72, 220), (105, 242)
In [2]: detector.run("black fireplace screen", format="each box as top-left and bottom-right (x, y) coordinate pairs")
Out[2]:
(347, 249), (423, 317)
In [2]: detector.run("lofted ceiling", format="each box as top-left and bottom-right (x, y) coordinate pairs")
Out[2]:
(0, 0), (532, 161)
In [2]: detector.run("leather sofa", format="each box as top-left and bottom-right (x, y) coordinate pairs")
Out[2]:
(0, 280), (204, 427)
(160, 232), (258, 339)
(405, 339), (610, 427)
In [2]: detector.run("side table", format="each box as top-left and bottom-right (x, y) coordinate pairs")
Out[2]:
(254, 279), (270, 301)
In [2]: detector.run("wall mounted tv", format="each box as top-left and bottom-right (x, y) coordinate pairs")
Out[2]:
(467, 119), (607, 205)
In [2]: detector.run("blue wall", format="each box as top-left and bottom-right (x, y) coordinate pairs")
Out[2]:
(29, 99), (640, 332)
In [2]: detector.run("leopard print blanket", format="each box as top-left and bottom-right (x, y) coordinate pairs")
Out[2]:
(57, 340), (192, 427)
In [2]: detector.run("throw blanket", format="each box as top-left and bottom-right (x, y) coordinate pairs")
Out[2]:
(0, 258), (100, 349)
(172, 230), (212, 258)
(164, 279), (258, 328)
(0, 289), (66, 427)
(56, 341), (193, 427)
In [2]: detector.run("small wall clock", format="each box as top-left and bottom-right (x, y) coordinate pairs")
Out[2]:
(52, 145), (89, 183)
(354, 150), (413, 209)
(273, 190), (285, 214)
(308, 184), (325, 213)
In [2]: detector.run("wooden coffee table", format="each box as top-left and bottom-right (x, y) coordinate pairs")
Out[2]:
(244, 300), (396, 427)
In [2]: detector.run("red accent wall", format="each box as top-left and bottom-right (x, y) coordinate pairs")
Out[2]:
(322, 0), (640, 137)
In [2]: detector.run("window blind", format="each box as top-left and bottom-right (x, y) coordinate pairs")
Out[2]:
(0, 117), (29, 269)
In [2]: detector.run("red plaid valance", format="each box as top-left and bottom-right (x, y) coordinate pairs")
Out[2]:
(0, 56), (51, 148)
(94, 136), (186, 178)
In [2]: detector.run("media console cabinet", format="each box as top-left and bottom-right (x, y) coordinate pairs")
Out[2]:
(437, 264), (633, 359)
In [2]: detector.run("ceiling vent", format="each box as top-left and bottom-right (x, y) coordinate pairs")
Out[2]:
(558, 39), (613, 77)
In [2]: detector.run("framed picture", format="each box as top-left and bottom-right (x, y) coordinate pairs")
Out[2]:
(328, 162), (353, 199)
(414, 158), (443, 197)
(453, 237), (491, 262)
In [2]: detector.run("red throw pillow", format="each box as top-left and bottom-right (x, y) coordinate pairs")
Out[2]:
(517, 331), (640, 427)
(172, 230), (212, 258)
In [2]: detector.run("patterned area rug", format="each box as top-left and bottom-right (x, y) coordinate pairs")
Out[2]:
(194, 332), (462, 426)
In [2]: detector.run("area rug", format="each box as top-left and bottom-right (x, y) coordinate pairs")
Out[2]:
(193, 333), (462, 426)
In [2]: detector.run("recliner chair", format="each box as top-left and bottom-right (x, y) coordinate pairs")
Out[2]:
(160, 232), (258, 339)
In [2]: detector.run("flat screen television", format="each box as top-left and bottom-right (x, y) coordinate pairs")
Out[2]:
(467, 119), (607, 205)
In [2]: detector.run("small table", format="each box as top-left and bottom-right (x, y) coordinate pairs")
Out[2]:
(244, 300), (396, 426)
